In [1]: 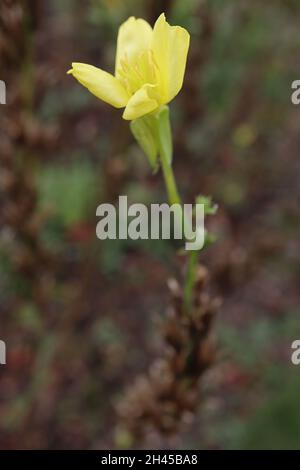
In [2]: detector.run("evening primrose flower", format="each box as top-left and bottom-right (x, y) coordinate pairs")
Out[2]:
(67, 13), (190, 121)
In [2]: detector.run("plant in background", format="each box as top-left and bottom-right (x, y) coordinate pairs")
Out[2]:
(68, 12), (219, 445)
(0, 0), (56, 305)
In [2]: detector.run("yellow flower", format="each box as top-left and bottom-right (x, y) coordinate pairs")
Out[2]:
(67, 13), (190, 121)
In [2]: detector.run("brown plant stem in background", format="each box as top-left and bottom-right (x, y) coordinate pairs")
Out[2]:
(0, 0), (56, 307)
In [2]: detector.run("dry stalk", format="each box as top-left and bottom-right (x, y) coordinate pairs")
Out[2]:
(117, 265), (220, 445)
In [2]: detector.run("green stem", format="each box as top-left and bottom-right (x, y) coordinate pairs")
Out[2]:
(159, 145), (181, 206)
(158, 133), (199, 313)
(183, 249), (199, 312)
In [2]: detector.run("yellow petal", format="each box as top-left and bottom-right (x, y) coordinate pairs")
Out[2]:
(152, 13), (190, 103)
(122, 84), (158, 120)
(68, 63), (129, 108)
(115, 17), (152, 76)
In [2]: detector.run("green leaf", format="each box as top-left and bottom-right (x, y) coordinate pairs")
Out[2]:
(156, 105), (173, 165)
(196, 195), (218, 215)
(130, 115), (159, 172)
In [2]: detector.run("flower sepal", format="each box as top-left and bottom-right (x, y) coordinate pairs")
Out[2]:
(130, 105), (173, 173)
(130, 114), (159, 173)
(155, 105), (172, 166)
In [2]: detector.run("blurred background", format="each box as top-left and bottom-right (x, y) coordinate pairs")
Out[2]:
(1, 0), (300, 449)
